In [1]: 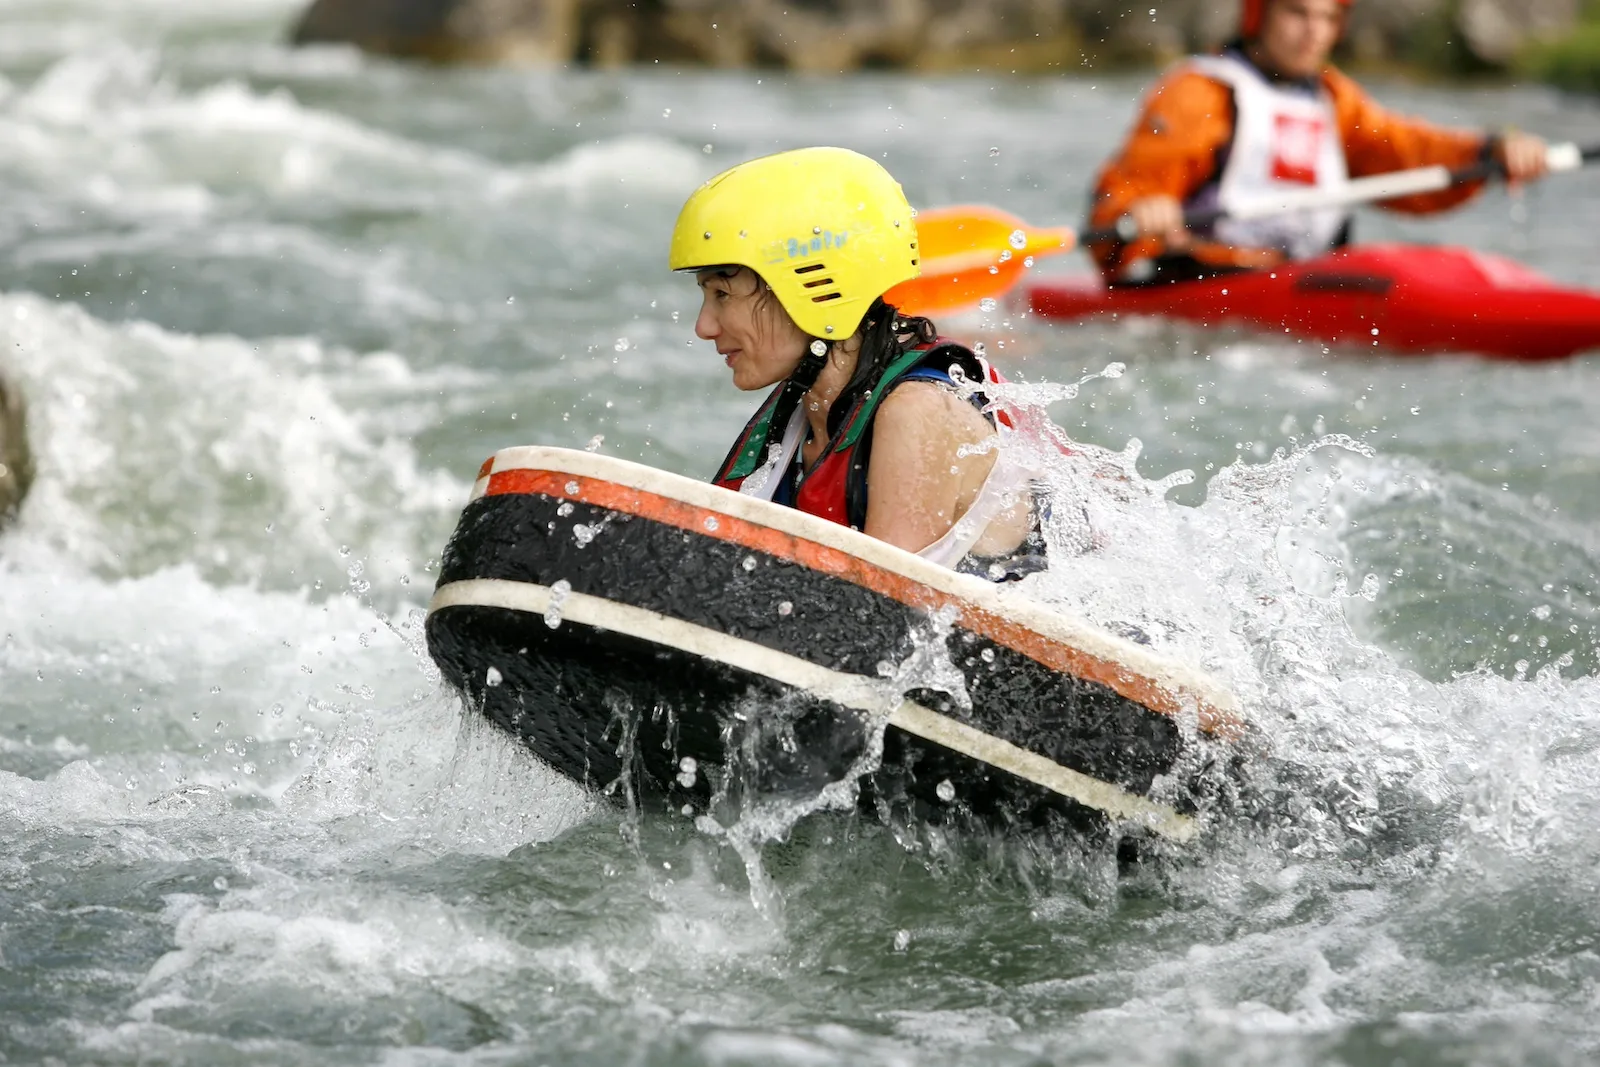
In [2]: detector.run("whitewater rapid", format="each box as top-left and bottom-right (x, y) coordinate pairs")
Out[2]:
(4, 1), (1600, 1063)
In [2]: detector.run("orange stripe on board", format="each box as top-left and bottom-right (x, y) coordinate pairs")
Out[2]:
(484, 468), (1233, 736)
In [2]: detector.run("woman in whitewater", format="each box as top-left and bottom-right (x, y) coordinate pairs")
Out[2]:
(670, 146), (1042, 577)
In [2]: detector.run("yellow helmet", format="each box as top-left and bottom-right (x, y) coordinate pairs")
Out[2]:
(669, 146), (921, 340)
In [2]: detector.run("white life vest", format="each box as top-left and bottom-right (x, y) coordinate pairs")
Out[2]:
(1186, 53), (1350, 261)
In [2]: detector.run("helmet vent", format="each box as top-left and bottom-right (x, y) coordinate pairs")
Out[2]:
(794, 260), (841, 303)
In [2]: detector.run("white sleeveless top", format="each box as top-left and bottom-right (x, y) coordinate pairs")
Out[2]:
(1185, 53), (1350, 261)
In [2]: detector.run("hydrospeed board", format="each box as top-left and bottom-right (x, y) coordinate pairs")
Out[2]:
(425, 447), (1247, 843)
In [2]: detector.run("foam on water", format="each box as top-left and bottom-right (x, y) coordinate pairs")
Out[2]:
(1, 291), (461, 594)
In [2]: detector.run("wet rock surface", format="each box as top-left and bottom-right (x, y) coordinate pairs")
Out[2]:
(0, 368), (32, 524)
(1457, 0), (1579, 65)
(289, 0), (1583, 71)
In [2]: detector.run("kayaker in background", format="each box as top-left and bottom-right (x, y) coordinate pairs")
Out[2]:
(669, 146), (1037, 572)
(1088, 0), (1552, 285)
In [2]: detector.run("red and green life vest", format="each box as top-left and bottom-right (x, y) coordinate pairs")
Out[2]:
(712, 341), (994, 531)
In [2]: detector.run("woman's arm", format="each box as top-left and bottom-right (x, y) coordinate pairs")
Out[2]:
(862, 383), (997, 554)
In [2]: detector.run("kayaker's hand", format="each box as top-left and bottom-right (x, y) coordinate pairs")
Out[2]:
(1496, 131), (1550, 184)
(1127, 196), (1190, 250)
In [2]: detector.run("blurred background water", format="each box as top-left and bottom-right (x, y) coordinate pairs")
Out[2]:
(3, 1), (1600, 1063)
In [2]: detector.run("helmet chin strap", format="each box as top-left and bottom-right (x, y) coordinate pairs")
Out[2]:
(764, 342), (830, 451)
(787, 343), (829, 393)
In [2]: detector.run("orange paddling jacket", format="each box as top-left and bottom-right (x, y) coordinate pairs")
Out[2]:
(1089, 53), (1493, 284)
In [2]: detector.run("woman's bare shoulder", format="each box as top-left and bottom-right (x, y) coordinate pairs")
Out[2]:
(876, 379), (992, 442)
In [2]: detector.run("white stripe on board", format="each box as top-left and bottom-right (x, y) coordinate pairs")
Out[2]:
(430, 577), (1199, 842)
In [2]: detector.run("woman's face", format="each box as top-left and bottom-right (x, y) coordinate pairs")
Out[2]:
(694, 267), (810, 391)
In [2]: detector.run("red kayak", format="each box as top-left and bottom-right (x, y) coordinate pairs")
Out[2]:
(1024, 243), (1600, 360)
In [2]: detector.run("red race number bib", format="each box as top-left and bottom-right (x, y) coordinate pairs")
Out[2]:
(1270, 113), (1325, 185)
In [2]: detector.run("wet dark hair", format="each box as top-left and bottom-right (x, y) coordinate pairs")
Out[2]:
(821, 298), (937, 438)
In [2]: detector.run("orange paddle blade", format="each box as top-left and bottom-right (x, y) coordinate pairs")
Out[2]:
(884, 205), (1077, 315)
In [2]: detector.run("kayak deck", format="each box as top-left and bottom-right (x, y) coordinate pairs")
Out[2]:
(1024, 244), (1600, 360)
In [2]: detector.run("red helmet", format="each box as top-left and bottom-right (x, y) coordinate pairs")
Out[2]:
(1241, 0), (1353, 38)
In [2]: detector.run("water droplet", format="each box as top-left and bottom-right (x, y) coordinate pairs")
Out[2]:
(614, 337), (630, 352)
(585, 434), (605, 453)
(703, 143), (714, 154)
(572, 524), (596, 547)
(1103, 361), (1126, 379)
(742, 556), (757, 572)
(1023, 255), (1035, 268)
(978, 297), (998, 312)
(545, 579), (572, 629)
(988, 266), (999, 275)
(1009, 229), (1027, 250)
(557, 502), (575, 517)
(988, 146), (1000, 157)
(662, 107), (671, 117)
(997, 249), (1012, 263)
(506, 295), (515, 305)
(1533, 604), (1553, 620)
(565, 481), (581, 495)
(213, 876), (229, 891)
(980, 647), (996, 663)
(936, 779), (956, 802)
(777, 601), (793, 616)
(704, 516), (719, 532)
(810, 339), (828, 356)
(486, 666), (504, 687)
(893, 929), (911, 952)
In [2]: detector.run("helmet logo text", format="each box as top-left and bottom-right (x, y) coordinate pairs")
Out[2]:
(763, 230), (849, 264)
